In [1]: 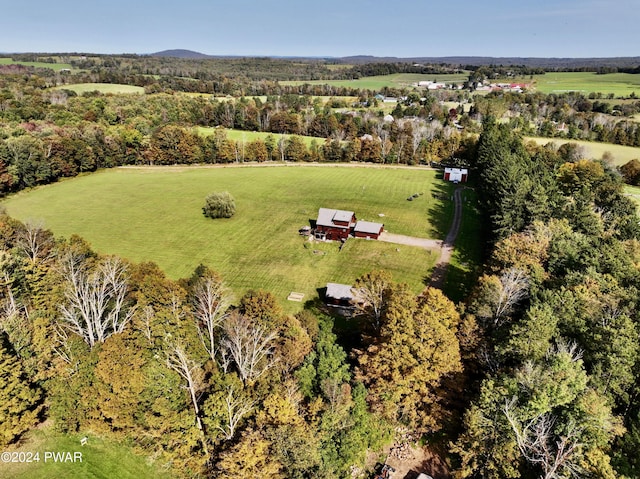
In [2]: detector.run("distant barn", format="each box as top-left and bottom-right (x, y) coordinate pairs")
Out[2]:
(444, 167), (468, 183)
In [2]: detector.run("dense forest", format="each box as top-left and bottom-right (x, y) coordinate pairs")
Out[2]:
(1, 55), (640, 478)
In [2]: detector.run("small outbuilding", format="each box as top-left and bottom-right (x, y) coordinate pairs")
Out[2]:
(444, 167), (468, 183)
(325, 283), (356, 307)
(353, 220), (384, 239)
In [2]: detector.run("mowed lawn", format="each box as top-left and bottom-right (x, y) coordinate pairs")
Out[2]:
(3, 166), (449, 305)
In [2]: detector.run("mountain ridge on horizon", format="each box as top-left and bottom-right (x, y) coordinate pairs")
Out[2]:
(149, 49), (640, 68)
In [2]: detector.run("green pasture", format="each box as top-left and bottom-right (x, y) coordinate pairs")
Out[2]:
(53, 83), (145, 95)
(531, 72), (640, 97)
(196, 127), (328, 148)
(0, 58), (74, 71)
(281, 73), (468, 91)
(3, 428), (170, 479)
(525, 136), (640, 166)
(3, 166), (452, 307)
(187, 94), (360, 106)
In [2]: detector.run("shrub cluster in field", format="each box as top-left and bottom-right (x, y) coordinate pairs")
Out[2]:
(203, 191), (235, 218)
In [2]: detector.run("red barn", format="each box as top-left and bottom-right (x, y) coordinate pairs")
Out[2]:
(315, 208), (356, 241)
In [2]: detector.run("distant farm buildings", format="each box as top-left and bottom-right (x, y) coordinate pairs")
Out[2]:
(314, 208), (384, 241)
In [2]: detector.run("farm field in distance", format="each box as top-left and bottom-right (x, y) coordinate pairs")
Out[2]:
(530, 72), (640, 96)
(196, 127), (327, 148)
(525, 136), (640, 166)
(53, 83), (145, 94)
(0, 57), (74, 71)
(3, 165), (452, 307)
(281, 72), (470, 90)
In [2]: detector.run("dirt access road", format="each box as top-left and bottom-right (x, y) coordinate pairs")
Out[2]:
(428, 186), (464, 289)
(377, 185), (464, 290)
(378, 232), (441, 249)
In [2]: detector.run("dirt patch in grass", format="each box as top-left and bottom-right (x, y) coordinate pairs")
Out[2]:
(385, 444), (451, 479)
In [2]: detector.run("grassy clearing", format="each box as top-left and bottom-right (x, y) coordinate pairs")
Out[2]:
(53, 83), (145, 95)
(2, 427), (170, 479)
(281, 73), (468, 91)
(3, 166), (450, 307)
(626, 185), (640, 210)
(0, 58), (74, 71)
(196, 127), (328, 148)
(443, 187), (485, 303)
(531, 72), (640, 97)
(525, 136), (640, 166)
(441, 101), (472, 113)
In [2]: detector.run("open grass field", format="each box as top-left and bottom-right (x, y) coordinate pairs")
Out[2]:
(525, 136), (640, 166)
(196, 127), (328, 148)
(531, 72), (640, 97)
(0, 58), (74, 71)
(281, 73), (469, 91)
(3, 165), (451, 307)
(3, 427), (171, 479)
(53, 83), (145, 95)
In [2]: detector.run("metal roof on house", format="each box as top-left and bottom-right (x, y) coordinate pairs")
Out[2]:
(316, 208), (354, 228)
(354, 220), (384, 234)
(325, 283), (355, 301)
(333, 210), (354, 223)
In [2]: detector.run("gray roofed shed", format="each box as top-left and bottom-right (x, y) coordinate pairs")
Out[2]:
(325, 283), (355, 303)
(354, 220), (384, 235)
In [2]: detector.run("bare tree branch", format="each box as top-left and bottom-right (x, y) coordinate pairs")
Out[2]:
(16, 219), (55, 264)
(165, 340), (210, 456)
(503, 398), (584, 479)
(494, 268), (530, 326)
(215, 385), (255, 440)
(192, 275), (232, 363)
(221, 313), (277, 385)
(59, 254), (134, 348)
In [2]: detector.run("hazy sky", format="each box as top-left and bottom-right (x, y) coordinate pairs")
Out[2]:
(2, 0), (639, 58)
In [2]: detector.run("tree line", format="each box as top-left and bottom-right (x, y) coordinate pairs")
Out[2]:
(451, 119), (640, 477)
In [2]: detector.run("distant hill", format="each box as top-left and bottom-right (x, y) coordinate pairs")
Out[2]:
(149, 51), (640, 69)
(150, 49), (211, 59)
